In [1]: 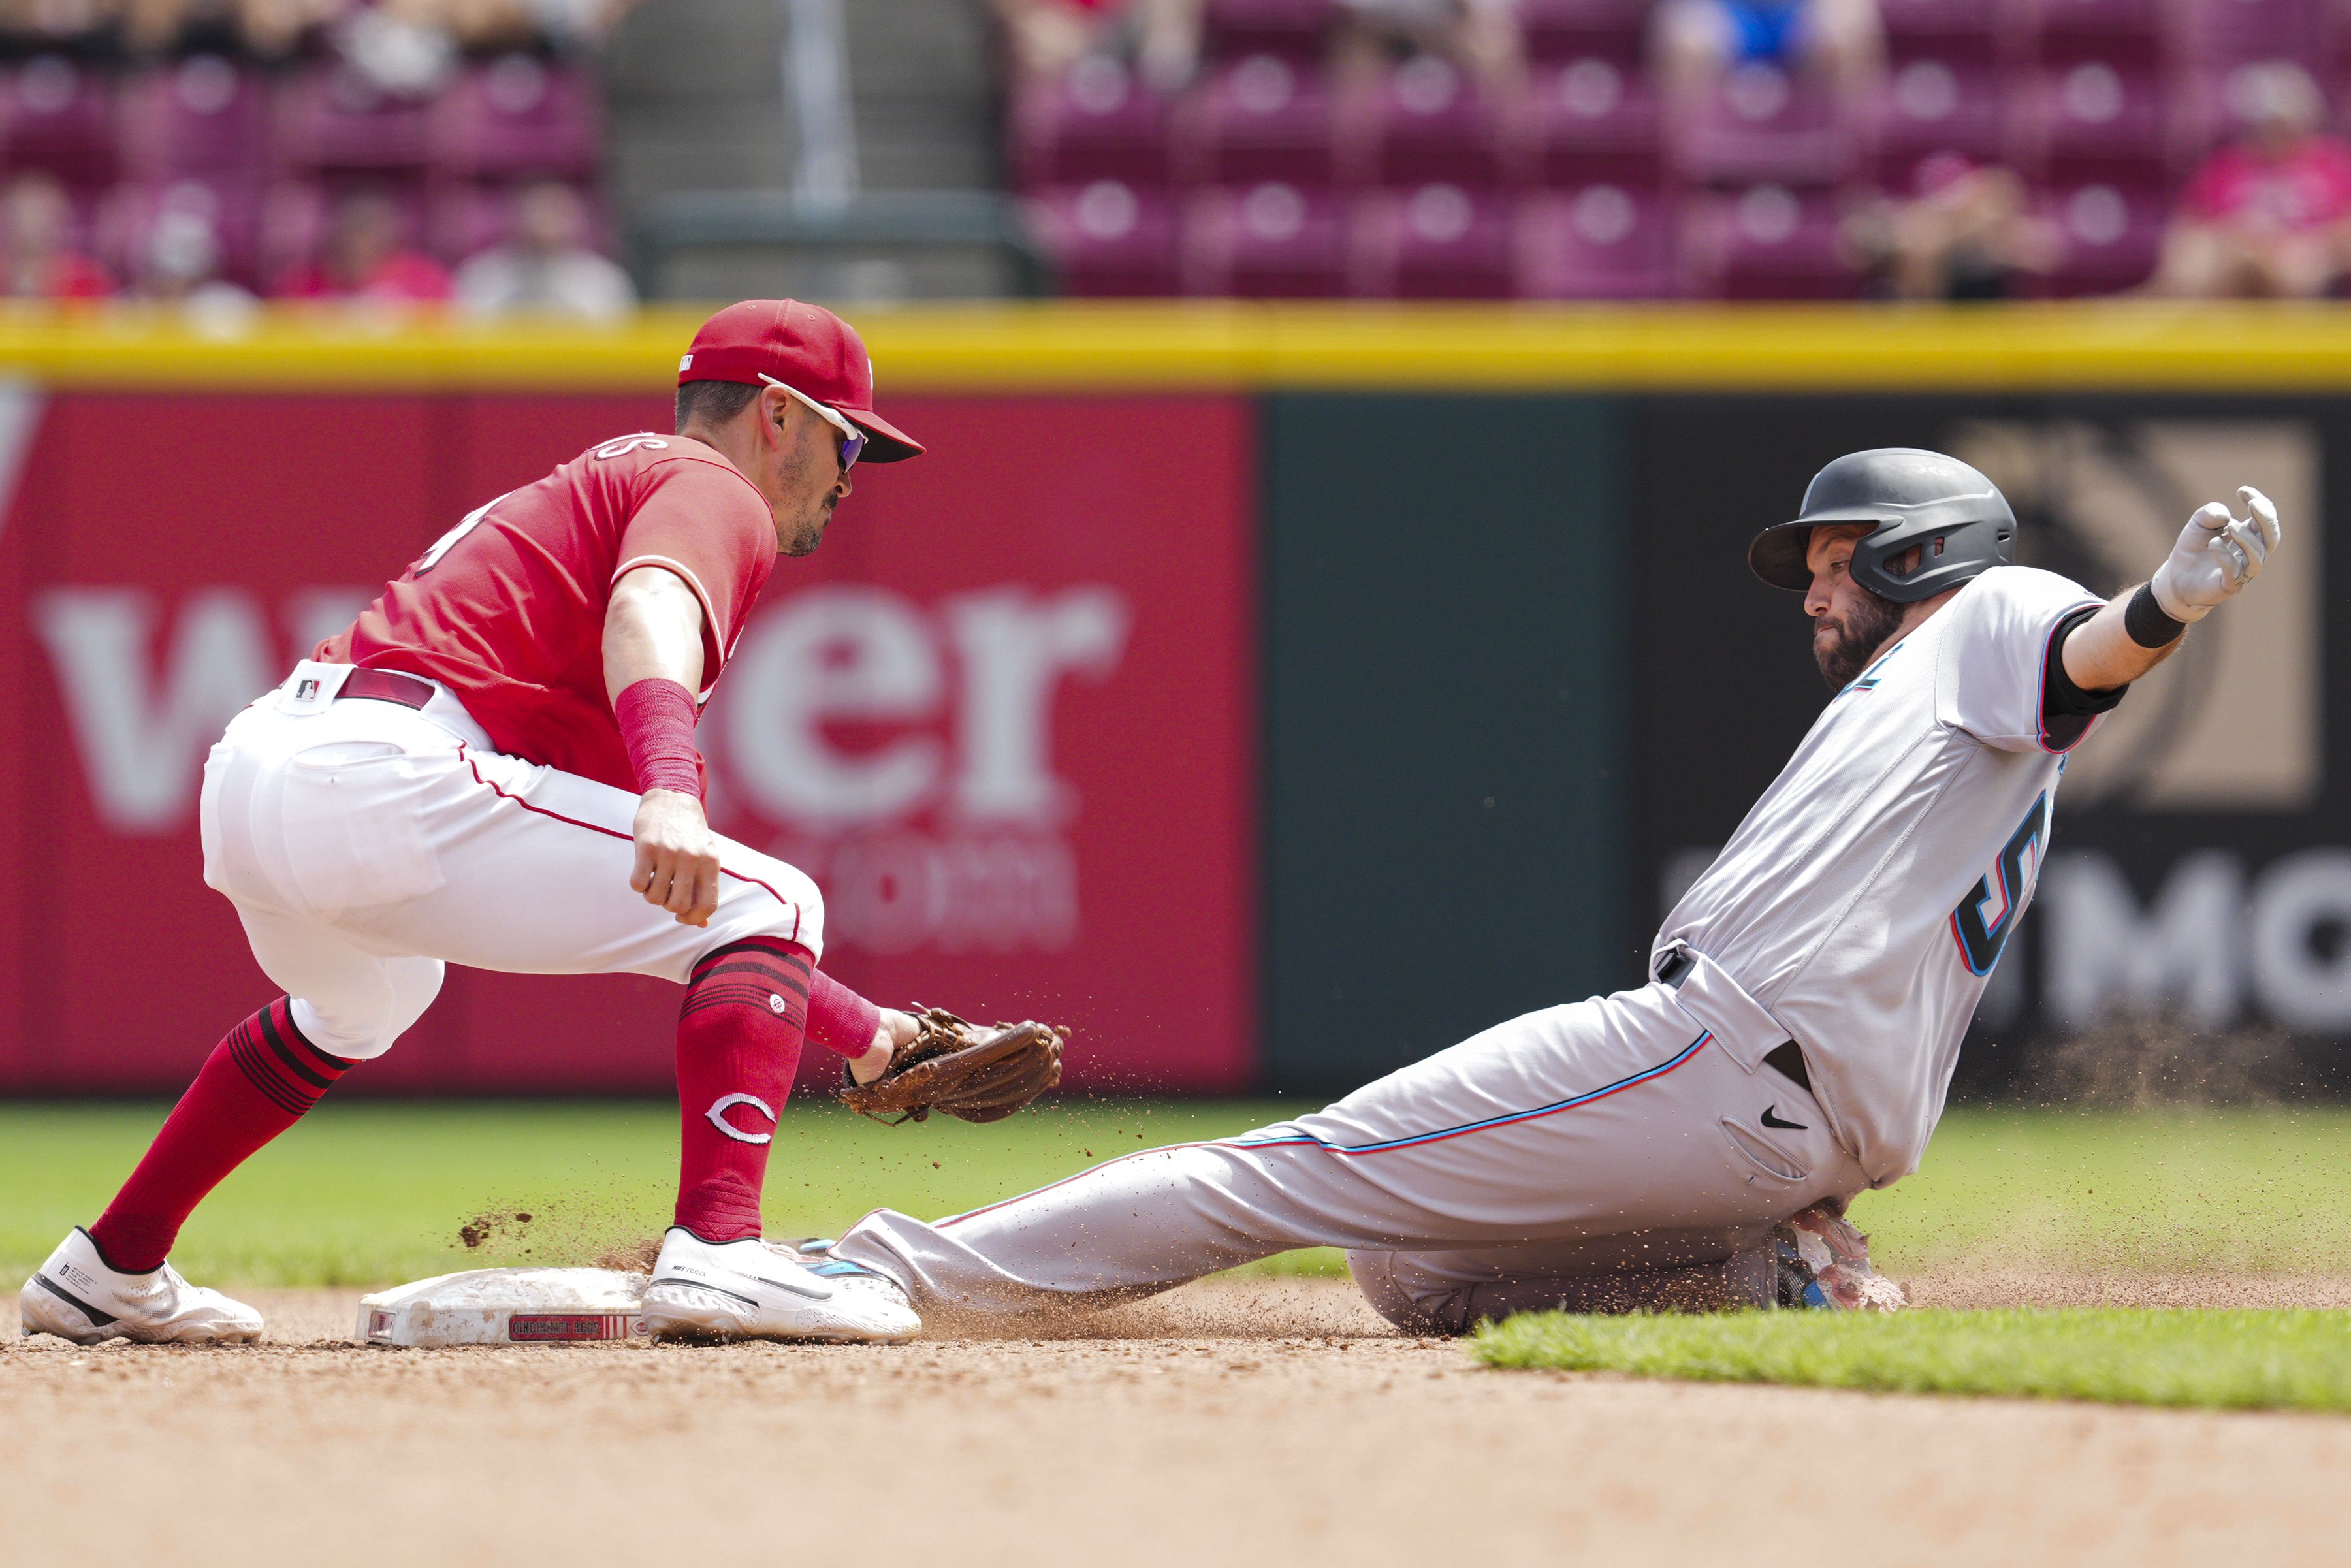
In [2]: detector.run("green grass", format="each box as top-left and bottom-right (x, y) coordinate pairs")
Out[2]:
(8, 1100), (2351, 1291)
(1471, 1308), (2351, 1412)
(0, 1098), (1347, 1288)
(1844, 1106), (2351, 1277)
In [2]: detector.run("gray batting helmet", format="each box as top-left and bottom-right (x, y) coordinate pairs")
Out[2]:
(1748, 448), (2018, 605)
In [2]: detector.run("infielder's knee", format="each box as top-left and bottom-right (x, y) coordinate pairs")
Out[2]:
(288, 957), (445, 1061)
(700, 847), (825, 967)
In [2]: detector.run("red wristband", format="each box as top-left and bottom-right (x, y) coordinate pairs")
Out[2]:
(805, 970), (883, 1059)
(615, 677), (703, 799)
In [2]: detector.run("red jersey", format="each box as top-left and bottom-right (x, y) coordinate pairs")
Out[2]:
(2182, 137), (2351, 234)
(317, 433), (777, 791)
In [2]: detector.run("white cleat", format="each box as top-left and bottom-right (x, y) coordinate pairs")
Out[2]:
(18, 1228), (264, 1346)
(639, 1226), (920, 1343)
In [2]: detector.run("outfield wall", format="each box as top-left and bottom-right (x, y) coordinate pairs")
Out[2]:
(0, 305), (2343, 1095)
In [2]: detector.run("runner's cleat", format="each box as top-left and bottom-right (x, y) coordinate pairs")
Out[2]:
(639, 1226), (920, 1343)
(1770, 1204), (1908, 1311)
(18, 1228), (264, 1345)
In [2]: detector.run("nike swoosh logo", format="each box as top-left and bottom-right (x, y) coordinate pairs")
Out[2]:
(752, 1274), (833, 1300)
(1761, 1105), (1808, 1130)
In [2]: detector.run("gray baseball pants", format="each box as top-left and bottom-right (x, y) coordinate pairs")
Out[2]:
(834, 952), (1871, 1333)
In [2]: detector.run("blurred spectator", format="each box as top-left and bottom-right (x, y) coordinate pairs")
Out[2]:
(0, 173), (110, 300)
(1331, 0), (1525, 95)
(994, 0), (1202, 92)
(134, 206), (257, 325)
(121, 0), (340, 59)
(453, 178), (633, 319)
(1655, 0), (1882, 104)
(273, 189), (450, 302)
(0, 0), (127, 57)
(2150, 62), (2351, 299)
(1850, 153), (2060, 300)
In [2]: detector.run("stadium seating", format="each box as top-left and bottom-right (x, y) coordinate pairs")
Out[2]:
(1514, 182), (1678, 296)
(1531, 57), (1664, 184)
(997, 0), (2351, 299)
(1182, 179), (1351, 295)
(0, 47), (611, 296)
(1351, 181), (1515, 296)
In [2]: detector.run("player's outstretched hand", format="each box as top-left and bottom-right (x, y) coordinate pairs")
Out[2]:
(2151, 486), (2282, 623)
(630, 788), (721, 927)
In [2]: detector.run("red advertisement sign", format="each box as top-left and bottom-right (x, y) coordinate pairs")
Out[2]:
(0, 391), (1258, 1094)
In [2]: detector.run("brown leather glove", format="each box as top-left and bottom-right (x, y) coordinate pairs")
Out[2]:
(838, 1007), (1068, 1125)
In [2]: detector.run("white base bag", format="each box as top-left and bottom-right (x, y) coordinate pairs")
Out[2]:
(359, 1267), (648, 1347)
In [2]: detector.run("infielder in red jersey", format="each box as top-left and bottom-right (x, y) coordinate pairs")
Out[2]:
(21, 300), (946, 1346)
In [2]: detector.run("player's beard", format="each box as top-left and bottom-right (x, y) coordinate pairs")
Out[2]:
(782, 495), (835, 557)
(1812, 588), (1906, 690)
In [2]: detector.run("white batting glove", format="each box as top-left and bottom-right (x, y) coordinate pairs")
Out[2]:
(2149, 486), (2282, 623)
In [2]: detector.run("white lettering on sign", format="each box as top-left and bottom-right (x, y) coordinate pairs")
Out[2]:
(725, 586), (946, 824)
(37, 586), (376, 833)
(776, 830), (1080, 955)
(946, 587), (1129, 824)
(721, 583), (1132, 954)
(2039, 848), (2351, 1032)
(2041, 850), (2243, 1028)
(722, 584), (1130, 829)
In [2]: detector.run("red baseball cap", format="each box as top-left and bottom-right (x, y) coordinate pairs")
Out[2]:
(677, 299), (923, 463)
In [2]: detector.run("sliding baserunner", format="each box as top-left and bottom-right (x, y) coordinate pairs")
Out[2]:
(812, 448), (2282, 1331)
(22, 300), (1057, 1348)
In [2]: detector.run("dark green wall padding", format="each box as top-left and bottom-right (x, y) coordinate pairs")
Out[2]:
(1260, 395), (1627, 1093)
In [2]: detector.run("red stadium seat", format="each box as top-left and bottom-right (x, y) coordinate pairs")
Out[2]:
(2030, 0), (2164, 66)
(1181, 180), (1348, 295)
(1877, 0), (2013, 65)
(1514, 183), (1678, 297)
(1176, 54), (1342, 187)
(1874, 58), (2009, 179)
(1363, 56), (1514, 189)
(1010, 55), (1176, 189)
(1684, 184), (1862, 297)
(2181, 0), (2323, 69)
(1027, 180), (1183, 295)
(275, 65), (433, 175)
(1530, 57), (1663, 185)
(0, 56), (120, 189)
(1518, 0), (1652, 66)
(1672, 63), (1861, 187)
(1200, 0), (1339, 63)
(2013, 61), (2173, 182)
(2034, 179), (2164, 293)
(430, 56), (601, 182)
(120, 56), (268, 182)
(1349, 181), (1513, 296)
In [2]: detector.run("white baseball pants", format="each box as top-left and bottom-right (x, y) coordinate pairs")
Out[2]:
(197, 661), (824, 1060)
(835, 952), (1868, 1332)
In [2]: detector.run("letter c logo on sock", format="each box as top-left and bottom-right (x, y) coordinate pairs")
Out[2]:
(705, 1092), (776, 1145)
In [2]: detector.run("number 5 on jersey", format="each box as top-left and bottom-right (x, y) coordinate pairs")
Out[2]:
(1951, 792), (2049, 976)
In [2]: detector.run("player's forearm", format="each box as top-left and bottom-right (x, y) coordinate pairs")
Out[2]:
(2060, 590), (2179, 693)
(603, 566), (707, 699)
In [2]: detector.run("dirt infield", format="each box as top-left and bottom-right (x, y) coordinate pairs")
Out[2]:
(7, 1277), (2350, 1568)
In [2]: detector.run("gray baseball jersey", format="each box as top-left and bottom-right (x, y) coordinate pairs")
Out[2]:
(1654, 565), (2109, 1187)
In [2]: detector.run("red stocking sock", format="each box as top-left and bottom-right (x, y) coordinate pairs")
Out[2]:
(88, 998), (355, 1274)
(674, 937), (813, 1243)
(804, 970), (882, 1060)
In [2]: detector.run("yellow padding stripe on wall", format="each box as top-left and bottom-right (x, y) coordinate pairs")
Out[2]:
(5, 302), (2350, 391)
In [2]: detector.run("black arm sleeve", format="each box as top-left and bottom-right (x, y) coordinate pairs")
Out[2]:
(2042, 605), (2128, 744)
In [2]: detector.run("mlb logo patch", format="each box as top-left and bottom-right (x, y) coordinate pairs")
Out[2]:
(295, 677), (320, 701)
